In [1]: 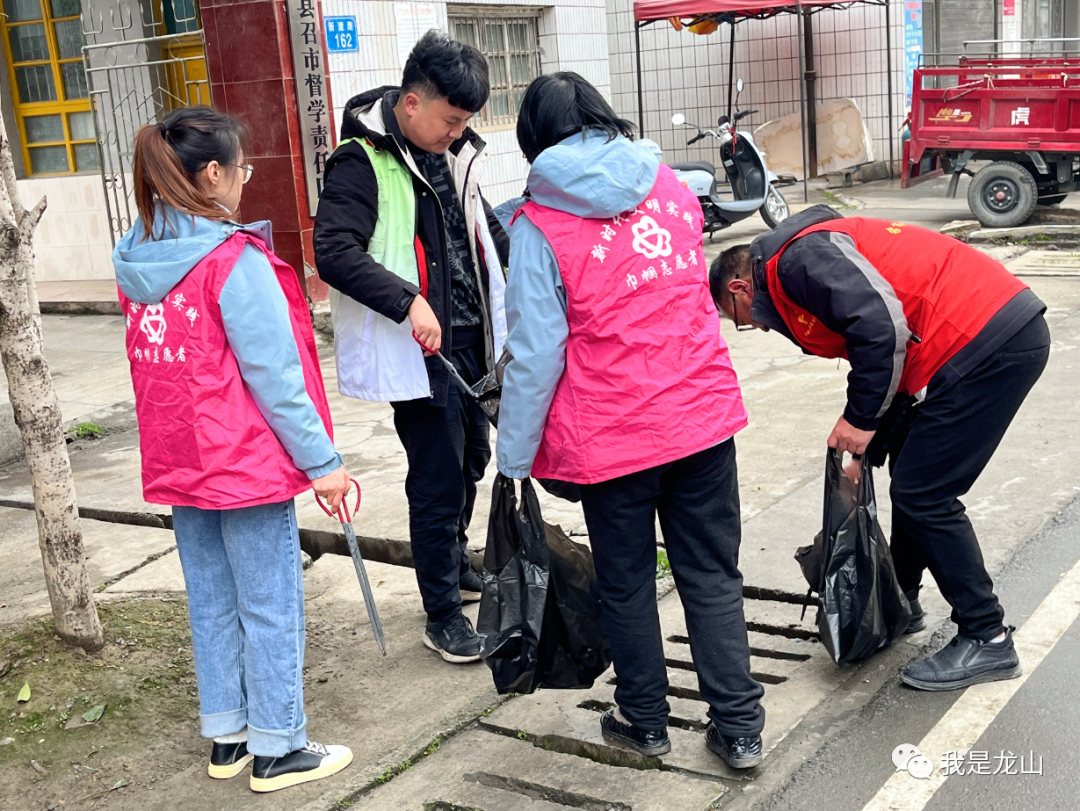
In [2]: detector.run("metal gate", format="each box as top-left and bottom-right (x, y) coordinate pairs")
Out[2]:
(81, 0), (211, 245)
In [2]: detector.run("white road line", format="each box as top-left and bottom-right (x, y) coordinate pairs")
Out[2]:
(862, 556), (1080, 811)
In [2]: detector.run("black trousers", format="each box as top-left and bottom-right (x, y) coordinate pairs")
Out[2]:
(578, 439), (765, 736)
(392, 342), (490, 619)
(890, 313), (1050, 641)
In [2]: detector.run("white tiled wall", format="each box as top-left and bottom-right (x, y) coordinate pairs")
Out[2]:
(605, 2), (907, 174)
(18, 175), (115, 282)
(20, 0), (615, 284)
(323, 0), (613, 206)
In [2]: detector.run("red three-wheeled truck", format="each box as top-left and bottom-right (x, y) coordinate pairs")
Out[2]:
(902, 41), (1080, 228)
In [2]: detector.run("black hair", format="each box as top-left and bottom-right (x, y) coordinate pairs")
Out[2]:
(133, 106), (248, 239)
(401, 30), (489, 112)
(709, 244), (752, 304)
(516, 72), (635, 164)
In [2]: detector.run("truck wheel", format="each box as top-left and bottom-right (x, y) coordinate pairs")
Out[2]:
(1037, 194), (1068, 207)
(967, 161), (1038, 228)
(760, 185), (790, 229)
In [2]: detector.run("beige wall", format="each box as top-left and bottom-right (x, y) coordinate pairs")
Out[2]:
(19, 174), (116, 282)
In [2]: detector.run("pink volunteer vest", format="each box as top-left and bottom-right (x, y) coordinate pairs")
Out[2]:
(118, 232), (333, 509)
(517, 165), (748, 484)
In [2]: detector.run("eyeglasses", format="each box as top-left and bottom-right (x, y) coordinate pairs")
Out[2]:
(732, 291), (755, 331)
(229, 163), (254, 184)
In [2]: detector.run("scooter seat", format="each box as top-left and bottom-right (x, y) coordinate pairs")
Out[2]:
(669, 161), (716, 175)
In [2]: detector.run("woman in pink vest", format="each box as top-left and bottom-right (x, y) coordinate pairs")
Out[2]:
(113, 107), (353, 792)
(496, 73), (765, 769)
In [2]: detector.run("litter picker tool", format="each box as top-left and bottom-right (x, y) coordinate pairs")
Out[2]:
(315, 479), (386, 656)
(412, 331), (506, 426)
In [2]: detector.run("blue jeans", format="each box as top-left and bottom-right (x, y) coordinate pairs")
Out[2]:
(172, 499), (307, 757)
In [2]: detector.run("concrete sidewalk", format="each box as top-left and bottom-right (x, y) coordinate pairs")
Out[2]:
(2, 178), (1079, 810)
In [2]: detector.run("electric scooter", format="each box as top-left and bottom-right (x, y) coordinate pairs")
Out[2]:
(649, 79), (792, 235)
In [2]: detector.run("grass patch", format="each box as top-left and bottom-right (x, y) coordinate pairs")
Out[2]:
(1017, 233), (1054, 245)
(69, 422), (106, 440)
(656, 549), (671, 580)
(0, 598), (195, 790)
(823, 191), (857, 211)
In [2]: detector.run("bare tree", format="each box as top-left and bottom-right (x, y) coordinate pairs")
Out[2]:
(0, 110), (104, 651)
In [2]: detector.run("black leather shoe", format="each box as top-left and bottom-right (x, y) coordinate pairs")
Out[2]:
(705, 722), (763, 769)
(905, 590), (927, 634)
(208, 740), (253, 779)
(599, 708), (671, 756)
(900, 626), (1021, 692)
(250, 741), (353, 793)
(459, 568), (483, 603)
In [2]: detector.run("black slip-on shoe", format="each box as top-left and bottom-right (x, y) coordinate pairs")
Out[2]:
(459, 568), (484, 603)
(249, 741), (352, 793)
(208, 740), (253, 779)
(599, 708), (671, 757)
(424, 612), (482, 663)
(900, 626), (1021, 692)
(905, 591), (927, 634)
(705, 722), (763, 769)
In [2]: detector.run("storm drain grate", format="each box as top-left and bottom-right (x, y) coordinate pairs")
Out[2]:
(577, 698), (708, 733)
(462, 772), (633, 810)
(665, 635), (811, 662)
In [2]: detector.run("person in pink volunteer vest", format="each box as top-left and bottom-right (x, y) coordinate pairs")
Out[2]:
(113, 107), (353, 793)
(496, 73), (765, 769)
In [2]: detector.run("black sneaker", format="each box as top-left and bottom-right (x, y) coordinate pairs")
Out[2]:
(249, 741), (353, 793)
(599, 707), (671, 756)
(208, 740), (253, 779)
(705, 722), (763, 769)
(905, 590), (926, 634)
(424, 612), (482, 663)
(460, 568), (484, 603)
(900, 626), (1021, 692)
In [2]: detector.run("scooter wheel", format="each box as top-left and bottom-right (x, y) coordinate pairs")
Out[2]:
(760, 186), (790, 229)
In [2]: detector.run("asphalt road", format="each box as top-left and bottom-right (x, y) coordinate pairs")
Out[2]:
(735, 493), (1080, 811)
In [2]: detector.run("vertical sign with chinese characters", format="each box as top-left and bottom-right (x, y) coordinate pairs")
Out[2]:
(394, 3), (438, 69)
(903, 1), (922, 109)
(286, 0), (332, 217)
(1002, 0), (1021, 57)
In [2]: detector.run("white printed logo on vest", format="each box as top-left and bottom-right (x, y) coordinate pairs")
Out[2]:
(128, 299), (189, 364)
(631, 216), (672, 259)
(588, 197), (700, 292)
(139, 304), (167, 345)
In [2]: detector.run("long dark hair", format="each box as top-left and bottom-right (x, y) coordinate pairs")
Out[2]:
(516, 72), (635, 164)
(132, 106), (248, 240)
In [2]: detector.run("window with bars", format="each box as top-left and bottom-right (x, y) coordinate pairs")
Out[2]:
(448, 10), (541, 128)
(1, 0), (98, 175)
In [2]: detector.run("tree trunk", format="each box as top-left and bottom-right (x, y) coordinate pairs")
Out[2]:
(0, 112), (104, 651)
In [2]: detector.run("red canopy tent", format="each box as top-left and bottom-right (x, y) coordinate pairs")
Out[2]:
(634, 0), (872, 19)
(629, 0), (894, 198)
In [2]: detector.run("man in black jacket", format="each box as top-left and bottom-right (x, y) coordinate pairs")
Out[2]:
(314, 31), (509, 664)
(710, 207), (1049, 691)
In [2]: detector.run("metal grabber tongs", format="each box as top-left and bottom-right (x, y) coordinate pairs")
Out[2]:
(412, 331), (507, 426)
(315, 479), (386, 656)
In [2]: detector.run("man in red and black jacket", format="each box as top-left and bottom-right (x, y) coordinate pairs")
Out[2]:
(711, 205), (1049, 692)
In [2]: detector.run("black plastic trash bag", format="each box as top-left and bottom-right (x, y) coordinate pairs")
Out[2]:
(815, 450), (911, 664)
(477, 474), (611, 694)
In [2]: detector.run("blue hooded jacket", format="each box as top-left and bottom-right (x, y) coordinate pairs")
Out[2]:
(496, 130), (659, 478)
(113, 208), (341, 481)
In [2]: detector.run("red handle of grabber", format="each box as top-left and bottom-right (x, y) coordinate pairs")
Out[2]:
(412, 330), (440, 356)
(315, 477), (362, 524)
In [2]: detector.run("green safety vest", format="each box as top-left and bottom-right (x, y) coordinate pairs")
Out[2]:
(343, 137), (419, 287)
